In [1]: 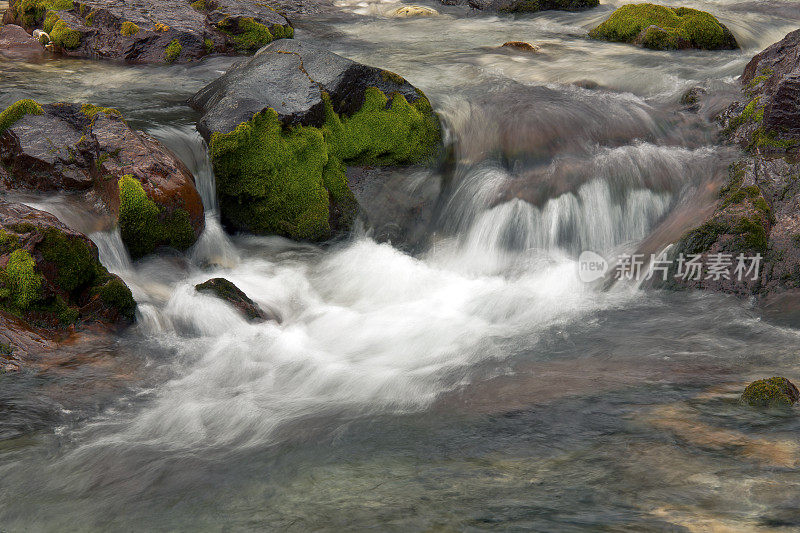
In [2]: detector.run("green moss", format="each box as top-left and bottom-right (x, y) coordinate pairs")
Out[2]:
(210, 87), (440, 240)
(232, 18), (272, 52)
(3, 249), (42, 310)
(120, 21), (140, 36)
(49, 16), (82, 49)
(679, 221), (728, 255)
(0, 230), (19, 255)
(80, 103), (123, 119)
(96, 276), (136, 320)
(190, 0), (206, 10)
(588, 3), (738, 50)
(380, 70), (406, 85)
(165, 39), (182, 62)
(204, 38), (214, 54)
(85, 8), (96, 25)
(0, 99), (44, 135)
(117, 175), (196, 258)
(39, 228), (99, 293)
(53, 296), (79, 325)
(741, 377), (798, 408)
(14, 0), (73, 28)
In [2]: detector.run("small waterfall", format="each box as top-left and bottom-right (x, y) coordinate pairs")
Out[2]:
(90, 228), (132, 274)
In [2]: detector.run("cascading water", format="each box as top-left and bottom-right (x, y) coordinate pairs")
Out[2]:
(3, 0), (800, 530)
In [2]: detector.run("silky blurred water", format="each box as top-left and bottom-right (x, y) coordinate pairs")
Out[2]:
(1, 0), (800, 530)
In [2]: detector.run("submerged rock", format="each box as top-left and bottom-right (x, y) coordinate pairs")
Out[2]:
(189, 39), (442, 241)
(588, 4), (738, 51)
(741, 377), (799, 408)
(1, 0), (293, 63)
(0, 200), (136, 332)
(664, 30), (800, 304)
(195, 277), (277, 322)
(0, 23), (45, 60)
(0, 100), (204, 258)
(501, 41), (540, 52)
(442, 0), (597, 14)
(392, 5), (438, 17)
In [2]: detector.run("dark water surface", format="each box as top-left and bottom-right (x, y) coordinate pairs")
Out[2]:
(2, 0), (800, 530)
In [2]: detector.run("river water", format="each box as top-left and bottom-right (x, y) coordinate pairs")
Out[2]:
(2, 1), (800, 530)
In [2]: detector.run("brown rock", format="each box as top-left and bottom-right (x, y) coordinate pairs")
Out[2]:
(501, 41), (540, 53)
(0, 101), (205, 254)
(0, 23), (44, 60)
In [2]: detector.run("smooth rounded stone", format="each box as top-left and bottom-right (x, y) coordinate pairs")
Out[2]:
(501, 41), (540, 52)
(588, 4), (738, 51)
(740, 377), (800, 408)
(195, 278), (280, 323)
(392, 5), (438, 17)
(189, 39), (441, 242)
(0, 100), (205, 258)
(2, 0), (293, 63)
(0, 23), (44, 60)
(0, 200), (136, 332)
(442, 0), (597, 14)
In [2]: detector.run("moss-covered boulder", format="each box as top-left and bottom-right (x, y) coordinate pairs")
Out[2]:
(195, 277), (278, 322)
(588, 4), (738, 51)
(740, 377), (799, 408)
(0, 100), (204, 259)
(2, 0), (293, 63)
(442, 0), (597, 15)
(0, 200), (136, 328)
(189, 40), (442, 241)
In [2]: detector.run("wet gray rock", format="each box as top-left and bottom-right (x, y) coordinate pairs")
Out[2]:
(189, 39), (428, 138)
(2, 0), (293, 63)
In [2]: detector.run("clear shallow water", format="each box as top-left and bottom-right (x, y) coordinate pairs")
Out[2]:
(2, 1), (800, 530)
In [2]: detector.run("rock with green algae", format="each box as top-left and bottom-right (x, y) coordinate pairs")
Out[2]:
(0, 199), (136, 328)
(588, 4), (738, 51)
(0, 100), (205, 259)
(189, 39), (442, 241)
(740, 377), (800, 408)
(2, 0), (293, 63)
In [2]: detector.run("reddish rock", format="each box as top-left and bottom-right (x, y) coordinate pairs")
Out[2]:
(0, 101), (205, 253)
(0, 23), (44, 60)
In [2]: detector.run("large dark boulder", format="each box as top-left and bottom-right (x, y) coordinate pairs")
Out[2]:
(0, 200), (136, 330)
(442, 0), (597, 14)
(664, 30), (800, 306)
(2, 0), (293, 63)
(189, 39), (442, 241)
(0, 100), (205, 258)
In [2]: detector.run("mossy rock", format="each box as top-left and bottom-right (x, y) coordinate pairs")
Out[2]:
(190, 40), (442, 242)
(0, 100), (205, 260)
(588, 4), (738, 51)
(0, 200), (136, 327)
(740, 377), (799, 408)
